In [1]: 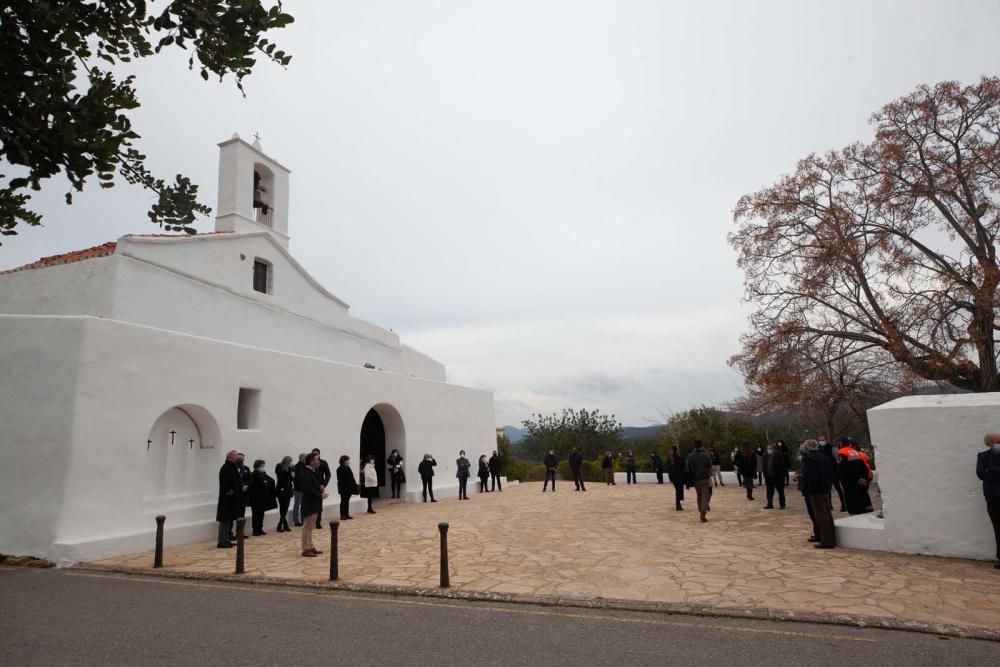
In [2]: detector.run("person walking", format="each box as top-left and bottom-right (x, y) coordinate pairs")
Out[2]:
(976, 433), (1000, 569)
(569, 448), (587, 491)
(386, 449), (404, 499)
(488, 450), (503, 491)
(733, 447), (744, 487)
(418, 454), (437, 502)
(739, 443), (757, 501)
(299, 453), (328, 557)
(686, 441), (713, 522)
(799, 439), (836, 549)
(456, 450), (471, 500)
(360, 454), (380, 514)
(762, 444), (787, 509)
(336, 455), (357, 520)
(601, 451), (616, 485)
(623, 450), (637, 485)
(477, 454), (491, 493)
(311, 448), (332, 529)
(291, 453), (306, 527)
(274, 456), (294, 532)
(249, 459), (277, 536)
(651, 451), (664, 484)
(216, 450), (244, 549)
(709, 447), (724, 487)
(667, 445), (686, 511)
(542, 449), (558, 492)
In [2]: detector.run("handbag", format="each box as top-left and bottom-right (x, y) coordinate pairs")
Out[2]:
(398, 470), (406, 483)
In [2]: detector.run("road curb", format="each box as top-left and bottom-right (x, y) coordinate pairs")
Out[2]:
(70, 563), (1000, 642)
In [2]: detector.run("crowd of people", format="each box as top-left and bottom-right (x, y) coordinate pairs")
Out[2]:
(216, 448), (504, 557)
(216, 432), (1000, 567)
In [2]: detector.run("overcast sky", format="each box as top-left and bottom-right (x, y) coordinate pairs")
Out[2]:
(4, 1), (1000, 426)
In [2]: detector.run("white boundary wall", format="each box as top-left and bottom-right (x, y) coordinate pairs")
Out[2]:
(867, 393), (999, 560)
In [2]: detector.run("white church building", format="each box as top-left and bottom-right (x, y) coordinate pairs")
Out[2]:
(0, 136), (496, 565)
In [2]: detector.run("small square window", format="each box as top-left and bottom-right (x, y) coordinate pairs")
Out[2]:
(252, 258), (272, 294)
(237, 388), (261, 430)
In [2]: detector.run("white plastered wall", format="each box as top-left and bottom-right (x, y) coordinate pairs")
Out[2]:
(0, 314), (494, 564)
(868, 393), (1000, 560)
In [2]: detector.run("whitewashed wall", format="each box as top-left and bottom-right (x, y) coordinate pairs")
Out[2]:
(0, 314), (494, 564)
(868, 393), (1000, 560)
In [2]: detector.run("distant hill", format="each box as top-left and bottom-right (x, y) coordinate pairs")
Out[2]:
(500, 424), (663, 444)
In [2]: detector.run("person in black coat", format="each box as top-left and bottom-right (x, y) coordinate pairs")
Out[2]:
(763, 444), (788, 509)
(477, 455), (490, 493)
(777, 441), (791, 485)
(418, 454), (437, 502)
(274, 456), (294, 532)
(249, 459), (278, 536)
(651, 451), (664, 484)
(738, 444), (757, 500)
(386, 449), (404, 499)
(291, 453), (306, 526)
(311, 448), (332, 529)
(298, 453), (327, 557)
(667, 445), (686, 511)
(216, 451), (245, 548)
(542, 450), (558, 492)
(799, 440), (837, 548)
(488, 450), (503, 492)
(456, 451), (472, 499)
(236, 452), (252, 508)
(819, 437), (847, 512)
(977, 433), (1000, 568)
(336, 455), (358, 520)
(837, 450), (873, 515)
(569, 449), (586, 491)
(601, 451), (616, 485)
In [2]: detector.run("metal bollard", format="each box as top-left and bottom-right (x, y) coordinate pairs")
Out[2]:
(329, 520), (340, 581)
(438, 522), (449, 588)
(153, 515), (166, 568)
(235, 517), (246, 575)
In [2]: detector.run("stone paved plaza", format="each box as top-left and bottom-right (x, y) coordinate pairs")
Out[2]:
(92, 482), (1000, 635)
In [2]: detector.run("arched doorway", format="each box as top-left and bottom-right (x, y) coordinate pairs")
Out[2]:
(145, 404), (222, 503)
(359, 403), (405, 489)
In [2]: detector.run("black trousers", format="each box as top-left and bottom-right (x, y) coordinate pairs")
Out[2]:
(458, 477), (468, 498)
(390, 476), (402, 498)
(765, 478), (786, 507)
(626, 467), (637, 484)
(422, 478), (435, 501)
(831, 478), (847, 509)
(491, 472), (502, 491)
(316, 506), (323, 529)
(655, 470), (664, 484)
(479, 475), (489, 492)
(277, 493), (291, 526)
(339, 493), (352, 519)
(572, 469), (586, 490)
(804, 493), (818, 537)
(543, 469), (556, 491)
(251, 508), (265, 534)
(744, 477), (755, 499)
(672, 481), (684, 504)
(988, 495), (1000, 561)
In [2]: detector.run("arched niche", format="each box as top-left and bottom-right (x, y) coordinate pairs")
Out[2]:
(145, 404), (222, 504)
(359, 403), (405, 488)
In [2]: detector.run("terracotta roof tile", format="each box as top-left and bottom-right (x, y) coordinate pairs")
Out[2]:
(0, 231), (234, 276)
(0, 241), (118, 275)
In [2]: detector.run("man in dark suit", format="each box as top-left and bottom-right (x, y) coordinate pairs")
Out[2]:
(763, 443), (788, 509)
(489, 450), (503, 492)
(799, 439), (837, 549)
(977, 433), (1000, 569)
(311, 448), (331, 529)
(216, 450), (244, 548)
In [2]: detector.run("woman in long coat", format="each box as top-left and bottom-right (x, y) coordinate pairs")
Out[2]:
(336, 455), (357, 520)
(360, 453), (380, 514)
(249, 459), (277, 536)
(274, 456), (294, 532)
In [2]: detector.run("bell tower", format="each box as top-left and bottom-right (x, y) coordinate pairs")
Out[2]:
(214, 133), (291, 248)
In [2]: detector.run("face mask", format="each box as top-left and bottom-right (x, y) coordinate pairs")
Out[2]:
(993, 443), (1000, 453)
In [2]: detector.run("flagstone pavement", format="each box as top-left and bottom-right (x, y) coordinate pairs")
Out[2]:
(91, 482), (1000, 633)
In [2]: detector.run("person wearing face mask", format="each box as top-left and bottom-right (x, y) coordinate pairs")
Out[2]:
(456, 450), (471, 500)
(738, 443), (757, 501)
(762, 444), (787, 509)
(216, 450), (244, 549)
(249, 459), (277, 536)
(976, 433), (1000, 569)
(798, 439), (836, 549)
(601, 451), (616, 485)
(477, 454), (491, 493)
(336, 455), (358, 520)
(569, 448), (586, 491)
(542, 449), (558, 492)
(360, 453), (380, 514)
(299, 453), (328, 557)
(818, 436), (847, 513)
(386, 448), (404, 500)
(418, 453), (437, 502)
(274, 456), (294, 532)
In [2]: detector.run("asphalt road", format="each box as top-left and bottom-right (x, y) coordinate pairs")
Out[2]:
(1, 567), (997, 666)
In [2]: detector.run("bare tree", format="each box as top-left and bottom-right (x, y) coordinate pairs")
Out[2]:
(731, 78), (1000, 392)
